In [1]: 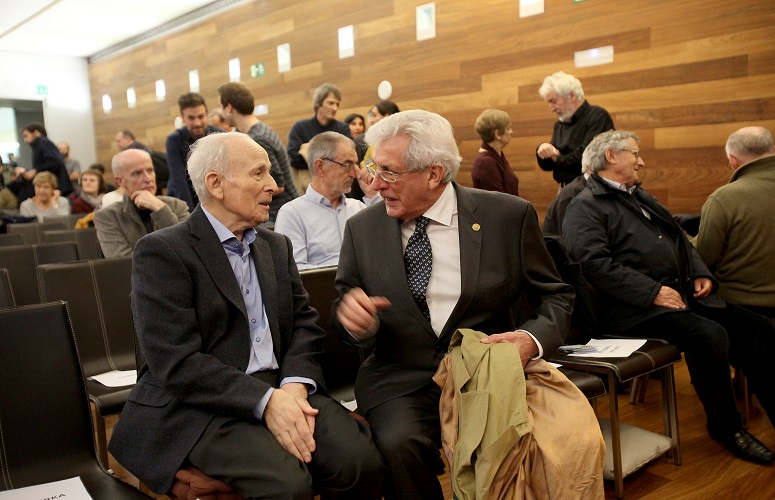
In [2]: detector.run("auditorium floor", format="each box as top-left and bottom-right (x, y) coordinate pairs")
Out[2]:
(105, 358), (775, 499)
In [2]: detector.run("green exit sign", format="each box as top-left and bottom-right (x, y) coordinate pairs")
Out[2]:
(250, 62), (266, 78)
(36, 84), (48, 95)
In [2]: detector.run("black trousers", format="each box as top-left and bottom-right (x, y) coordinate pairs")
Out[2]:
(624, 302), (775, 436)
(187, 388), (384, 499)
(364, 383), (444, 500)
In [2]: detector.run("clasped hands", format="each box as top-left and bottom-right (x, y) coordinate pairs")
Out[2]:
(653, 278), (712, 309)
(264, 382), (318, 463)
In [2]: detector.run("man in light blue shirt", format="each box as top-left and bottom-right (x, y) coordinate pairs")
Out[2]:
(275, 131), (380, 269)
(108, 132), (384, 497)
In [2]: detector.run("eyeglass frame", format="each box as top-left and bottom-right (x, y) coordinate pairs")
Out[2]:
(321, 157), (358, 171)
(364, 161), (426, 183)
(621, 148), (640, 159)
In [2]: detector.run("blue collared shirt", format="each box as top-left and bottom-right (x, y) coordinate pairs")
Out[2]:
(274, 185), (378, 270)
(201, 206), (315, 420)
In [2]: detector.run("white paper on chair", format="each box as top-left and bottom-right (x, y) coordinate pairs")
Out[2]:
(568, 339), (647, 358)
(88, 369), (137, 387)
(0, 477), (92, 499)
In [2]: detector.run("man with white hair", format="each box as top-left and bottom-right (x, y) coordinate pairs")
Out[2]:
(563, 129), (775, 465)
(108, 132), (384, 498)
(335, 110), (604, 499)
(536, 71), (614, 186)
(94, 149), (189, 257)
(693, 126), (775, 318)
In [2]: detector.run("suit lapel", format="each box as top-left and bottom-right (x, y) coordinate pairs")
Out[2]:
(189, 208), (247, 319)
(441, 184), (480, 338)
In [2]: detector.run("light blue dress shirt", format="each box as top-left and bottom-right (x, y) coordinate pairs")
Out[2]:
(201, 206), (315, 420)
(274, 185), (378, 270)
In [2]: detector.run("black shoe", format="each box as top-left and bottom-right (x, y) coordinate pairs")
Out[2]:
(718, 429), (775, 465)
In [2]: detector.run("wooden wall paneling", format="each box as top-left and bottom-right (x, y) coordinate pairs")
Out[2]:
(89, 0), (775, 220)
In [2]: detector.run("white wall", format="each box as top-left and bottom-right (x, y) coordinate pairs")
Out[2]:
(0, 50), (96, 168)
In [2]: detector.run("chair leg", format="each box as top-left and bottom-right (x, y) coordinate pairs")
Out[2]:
(608, 372), (624, 499)
(661, 365), (682, 465)
(630, 374), (649, 404)
(94, 413), (110, 469)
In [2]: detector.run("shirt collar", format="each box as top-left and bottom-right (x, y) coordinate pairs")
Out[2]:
(201, 205), (257, 249)
(422, 182), (457, 227)
(305, 184), (345, 208)
(600, 176), (638, 195)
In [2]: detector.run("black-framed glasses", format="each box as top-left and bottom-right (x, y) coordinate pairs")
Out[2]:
(622, 148), (640, 158)
(322, 157), (357, 171)
(364, 161), (419, 183)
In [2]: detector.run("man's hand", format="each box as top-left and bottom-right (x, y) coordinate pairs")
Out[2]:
(336, 287), (391, 339)
(357, 167), (379, 199)
(264, 385), (319, 463)
(480, 331), (538, 367)
(131, 190), (165, 211)
(299, 143), (310, 160)
(537, 143), (560, 161)
(22, 168), (37, 181)
(693, 278), (713, 299)
(653, 286), (686, 309)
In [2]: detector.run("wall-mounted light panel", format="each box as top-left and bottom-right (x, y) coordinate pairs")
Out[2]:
(229, 58), (241, 81)
(519, 0), (544, 18)
(126, 88), (136, 109)
(102, 95), (112, 113)
(155, 79), (166, 102)
(339, 25), (355, 59)
(277, 43), (291, 73)
(254, 104), (269, 116)
(416, 3), (436, 41)
(189, 70), (200, 92)
(574, 45), (614, 68)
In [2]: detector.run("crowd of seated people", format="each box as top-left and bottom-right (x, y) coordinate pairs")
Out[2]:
(7, 68), (774, 500)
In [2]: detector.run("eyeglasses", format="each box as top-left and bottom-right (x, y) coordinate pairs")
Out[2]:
(322, 157), (357, 171)
(621, 148), (640, 158)
(364, 163), (417, 183)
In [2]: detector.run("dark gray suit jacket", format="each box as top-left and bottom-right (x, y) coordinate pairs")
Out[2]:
(335, 183), (574, 414)
(108, 207), (325, 493)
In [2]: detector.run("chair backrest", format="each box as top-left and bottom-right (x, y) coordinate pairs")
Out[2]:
(6, 221), (68, 244)
(0, 242), (80, 305)
(0, 268), (14, 308)
(42, 213), (84, 228)
(0, 302), (98, 488)
(38, 257), (135, 377)
(0, 233), (24, 247)
(299, 266), (370, 393)
(43, 227), (102, 260)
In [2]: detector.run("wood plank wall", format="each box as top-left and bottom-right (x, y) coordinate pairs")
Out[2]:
(89, 0), (775, 220)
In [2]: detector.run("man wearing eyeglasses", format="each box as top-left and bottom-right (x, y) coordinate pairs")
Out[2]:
(275, 132), (379, 269)
(563, 129), (775, 465)
(334, 110), (605, 499)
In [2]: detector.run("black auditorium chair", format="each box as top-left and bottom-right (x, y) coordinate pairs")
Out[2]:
(299, 265), (371, 404)
(43, 227), (102, 260)
(6, 220), (67, 244)
(0, 301), (149, 498)
(0, 232), (24, 246)
(0, 242), (80, 305)
(543, 236), (682, 499)
(0, 268), (14, 308)
(42, 213), (84, 228)
(38, 257), (135, 468)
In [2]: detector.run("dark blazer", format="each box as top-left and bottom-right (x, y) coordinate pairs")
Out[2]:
(108, 206), (325, 494)
(562, 174), (715, 332)
(334, 183), (574, 414)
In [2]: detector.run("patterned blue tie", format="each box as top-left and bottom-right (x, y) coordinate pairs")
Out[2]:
(404, 216), (432, 322)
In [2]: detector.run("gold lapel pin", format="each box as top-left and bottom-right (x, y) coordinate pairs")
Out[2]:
(472, 223), (481, 231)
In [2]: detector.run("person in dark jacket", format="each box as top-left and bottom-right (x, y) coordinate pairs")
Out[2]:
(563, 129), (775, 465)
(20, 123), (74, 204)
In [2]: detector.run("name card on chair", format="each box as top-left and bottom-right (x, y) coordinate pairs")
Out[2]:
(88, 369), (137, 387)
(0, 477), (92, 500)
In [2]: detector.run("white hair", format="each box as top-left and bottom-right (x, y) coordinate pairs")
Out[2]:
(539, 71), (585, 101)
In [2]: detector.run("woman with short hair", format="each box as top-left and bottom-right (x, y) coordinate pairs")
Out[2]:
(19, 171), (71, 221)
(472, 109), (519, 196)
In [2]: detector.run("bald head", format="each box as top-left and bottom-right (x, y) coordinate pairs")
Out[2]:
(726, 126), (774, 169)
(111, 149), (156, 195)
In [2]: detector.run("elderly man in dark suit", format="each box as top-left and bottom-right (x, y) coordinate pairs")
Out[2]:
(335, 110), (602, 499)
(108, 132), (384, 498)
